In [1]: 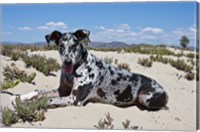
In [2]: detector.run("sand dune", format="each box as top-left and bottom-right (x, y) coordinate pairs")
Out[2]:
(0, 49), (197, 130)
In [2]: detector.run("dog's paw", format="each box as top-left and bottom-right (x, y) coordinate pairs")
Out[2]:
(20, 90), (39, 101)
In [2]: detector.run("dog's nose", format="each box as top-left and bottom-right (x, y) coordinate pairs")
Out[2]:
(64, 60), (72, 66)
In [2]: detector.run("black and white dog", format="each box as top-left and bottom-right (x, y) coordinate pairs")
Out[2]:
(17, 29), (168, 111)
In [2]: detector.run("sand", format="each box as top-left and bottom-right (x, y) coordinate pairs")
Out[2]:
(0, 49), (197, 130)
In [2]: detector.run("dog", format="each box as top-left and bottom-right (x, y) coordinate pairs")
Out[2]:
(16, 29), (168, 111)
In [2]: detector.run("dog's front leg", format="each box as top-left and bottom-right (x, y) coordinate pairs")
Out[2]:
(47, 95), (76, 108)
(11, 89), (60, 102)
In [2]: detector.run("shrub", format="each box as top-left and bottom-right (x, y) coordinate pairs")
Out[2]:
(150, 55), (169, 64)
(12, 96), (47, 122)
(2, 107), (19, 126)
(11, 52), (21, 61)
(122, 119), (131, 129)
(186, 53), (195, 59)
(169, 59), (193, 72)
(1, 80), (20, 90)
(3, 65), (36, 83)
(22, 54), (60, 76)
(94, 113), (114, 129)
(117, 63), (131, 71)
(138, 58), (153, 67)
(184, 71), (195, 81)
(1, 45), (14, 56)
(102, 57), (113, 64)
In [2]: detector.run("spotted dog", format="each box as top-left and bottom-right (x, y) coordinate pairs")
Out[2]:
(17, 29), (168, 111)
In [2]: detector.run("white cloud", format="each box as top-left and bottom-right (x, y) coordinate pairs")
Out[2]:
(189, 25), (196, 33)
(18, 26), (32, 31)
(140, 27), (164, 34)
(92, 24), (196, 46)
(115, 24), (131, 30)
(37, 21), (68, 31)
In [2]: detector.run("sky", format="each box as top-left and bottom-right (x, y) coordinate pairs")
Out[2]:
(1, 2), (197, 46)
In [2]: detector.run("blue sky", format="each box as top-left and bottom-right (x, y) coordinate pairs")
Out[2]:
(2, 2), (197, 46)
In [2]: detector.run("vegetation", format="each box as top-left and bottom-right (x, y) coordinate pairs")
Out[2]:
(138, 58), (153, 67)
(94, 113), (142, 130)
(1, 80), (20, 90)
(2, 107), (19, 126)
(180, 36), (190, 49)
(13, 96), (47, 122)
(3, 65), (36, 83)
(169, 59), (193, 72)
(1, 65), (36, 89)
(102, 57), (113, 64)
(117, 63), (131, 71)
(22, 54), (60, 76)
(1, 96), (48, 126)
(184, 71), (195, 81)
(94, 113), (114, 129)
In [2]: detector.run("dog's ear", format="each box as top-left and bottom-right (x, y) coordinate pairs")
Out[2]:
(45, 30), (62, 45)
(73, 29), (90, 45)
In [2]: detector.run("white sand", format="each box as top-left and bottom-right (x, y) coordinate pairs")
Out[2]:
(0, 50), (197, 130)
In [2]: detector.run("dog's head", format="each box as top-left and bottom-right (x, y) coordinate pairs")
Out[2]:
(45, 29), (90, 74)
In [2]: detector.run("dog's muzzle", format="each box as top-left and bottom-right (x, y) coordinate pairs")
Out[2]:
(63, 60), (74, 74)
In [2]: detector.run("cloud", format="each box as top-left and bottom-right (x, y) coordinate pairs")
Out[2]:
(93, 24), (163, 43)
(18, 26), (32, 31)
(92, 24), (196, 46)
(140, 27), (164, 34)
(37, 21), (68, 31)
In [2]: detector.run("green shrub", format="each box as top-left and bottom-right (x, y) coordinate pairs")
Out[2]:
(186, 53), (195, 59)
(2, 107), (19, 126)
(1, 80), (20, 90)
(117, 63), (131, 71)
(150, 55), (169, 64)
(3, 65), (36, 83)
(184, 71), (195, 81)
(22, 54), (60, 76)
(103, 57), (113, 64)
(11, 52), (21, 61)
(13, 96), (47, 122)
(138, 58), (153, 67)
(169, 59), (193, 72)
(1, 45), (14, 56)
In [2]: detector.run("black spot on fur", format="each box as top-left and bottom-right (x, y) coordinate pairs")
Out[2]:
(146, 92), (168, 111)
(129, 73), (139, 82)
(116, 85), (133, 102)
(111, 80), (117, 86)
(118, 73), (126, 80)
(137, 76), (155, 96)
(75, 82), (92, 103)
(117, 77), (121, 81)
(96, 60), (104, 69)
(99, 72), (101, 76)
(100, 76), (104, 82)
(97, 88), (106, 97)
(114, 90), (120, 95)
(89, 73), (95, 79)
(87, 66), (92, 73)
(109, 66), (114, 75)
